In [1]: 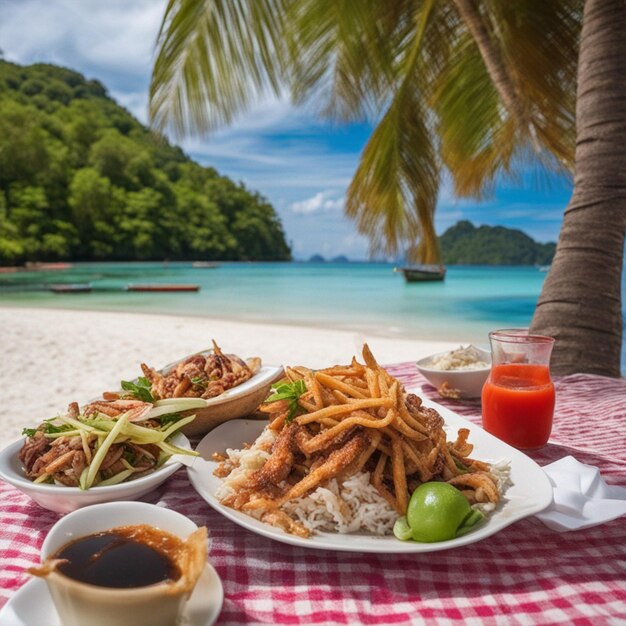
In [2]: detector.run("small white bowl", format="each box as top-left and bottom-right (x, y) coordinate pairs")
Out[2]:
(39, 501), (222, 626)
(0, 433), (190, 514)
(416, 347), (491, 399)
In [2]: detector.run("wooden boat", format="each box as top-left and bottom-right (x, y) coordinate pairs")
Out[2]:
(191, 261), (220, 269)
(26, 262), (73, 271)
(49, 283), (92, 293)
(395, 265), (446, 282)
(127, 284), (201, 292)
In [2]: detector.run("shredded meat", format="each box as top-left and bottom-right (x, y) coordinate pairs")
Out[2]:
(141, 340), (257, 400)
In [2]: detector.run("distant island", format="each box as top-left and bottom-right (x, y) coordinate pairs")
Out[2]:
(308, 254), (350, 263)
(308, 222), (555, 266)
(438, 221), (555, 265)
(0, 61), (291, 264)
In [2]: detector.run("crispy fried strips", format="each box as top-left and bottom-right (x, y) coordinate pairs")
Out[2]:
(217, 345), (501, 535)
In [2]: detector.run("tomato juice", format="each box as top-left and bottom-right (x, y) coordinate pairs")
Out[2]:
(481, 363), (555, 449)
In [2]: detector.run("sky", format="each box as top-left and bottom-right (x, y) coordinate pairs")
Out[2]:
(0, 0), (574, 260)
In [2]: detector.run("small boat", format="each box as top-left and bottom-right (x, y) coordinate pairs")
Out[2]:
(26, 262), (73, 271)
(395, 265), (446, 282)
(191, 261), (220, 269)
(49, 283), (92, 294)
(538, 265), (551, 272)
(127, 284), (201, 292)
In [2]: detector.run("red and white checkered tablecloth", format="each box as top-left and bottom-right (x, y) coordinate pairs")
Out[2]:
(1, 365), (625, 625)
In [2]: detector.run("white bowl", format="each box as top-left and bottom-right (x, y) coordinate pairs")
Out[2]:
(0, 433), (190, 513)
(416, 347), (491, 398)
(175, 364), (284, 436)
(41, 500), (199, 558)
(38, 502), (222, 626)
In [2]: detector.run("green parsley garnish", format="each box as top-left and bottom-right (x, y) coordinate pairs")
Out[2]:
(120, 377), (154, 402)
(266, 379), (307, 423)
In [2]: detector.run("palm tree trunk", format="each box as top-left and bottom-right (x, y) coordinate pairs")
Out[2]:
(530, 0), (626, 377)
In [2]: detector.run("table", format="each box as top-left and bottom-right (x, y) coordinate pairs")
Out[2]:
(1, 365), (625, 625)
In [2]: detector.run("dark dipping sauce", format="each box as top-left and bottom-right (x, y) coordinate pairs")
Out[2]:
(53, 525), (182, 589)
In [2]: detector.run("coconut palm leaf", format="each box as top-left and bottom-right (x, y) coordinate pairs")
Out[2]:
(346, 0), (441, 263)
(285, 0), (441, 123)
(432, 31), (518, 198)
(487, 0), (581, 171)
(346, 91), (439, 263)
(150, 0), (289, 137)
(149, 0), (579, 262)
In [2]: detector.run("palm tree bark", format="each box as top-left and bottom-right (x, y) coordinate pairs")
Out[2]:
(530, 0), (626, 377)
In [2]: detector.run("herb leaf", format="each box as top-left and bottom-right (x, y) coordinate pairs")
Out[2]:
(158, 413), (183, 426)
(266, 379), (307, 423)
(190, 376), (207, 389)
(121, 377), (154, 402)
(453, 458), (470, 474)
(22, 420), (74, 438)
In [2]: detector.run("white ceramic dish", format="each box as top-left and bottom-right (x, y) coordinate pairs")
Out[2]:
(187, 394), (553, 553)
(0, 501), (223, 626)
(0, 432), (190, 514)
(173, 363), (284, 436)
(416, 347), (491, 398)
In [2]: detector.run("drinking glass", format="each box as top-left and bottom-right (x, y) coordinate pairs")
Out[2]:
(481, 329), (555, 449)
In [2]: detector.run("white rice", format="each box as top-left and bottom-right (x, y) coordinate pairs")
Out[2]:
(282, 472), (397, 535)
(215, 427), (511, 535)
(472, 458), (512, 514)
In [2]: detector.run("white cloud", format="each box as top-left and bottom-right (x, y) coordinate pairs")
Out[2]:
(0, 0), (162, 78)
(290, 191), (344, 214)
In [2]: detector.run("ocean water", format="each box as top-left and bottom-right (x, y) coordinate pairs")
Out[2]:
(1, 262), (624, 370)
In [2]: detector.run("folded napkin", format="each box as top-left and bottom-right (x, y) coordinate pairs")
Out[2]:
(535, 456), (626, 531)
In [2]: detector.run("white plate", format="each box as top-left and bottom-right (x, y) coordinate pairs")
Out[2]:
(0, 433), (191, 513)
(0, 564), (223, 626)
(187, 394), (553, 553)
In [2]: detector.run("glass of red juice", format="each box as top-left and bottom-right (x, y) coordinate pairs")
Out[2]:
(481, 329), (555, 449)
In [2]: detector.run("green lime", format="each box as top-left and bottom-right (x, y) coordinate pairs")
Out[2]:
(406, 482), (483, 542)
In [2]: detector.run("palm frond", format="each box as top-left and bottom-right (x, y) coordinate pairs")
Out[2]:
(150, 0), (288, 137)
(486, 0), (581, 172)
(344, 1), (442, 263)
(432, 31), (519, 197)
(285, 0), (419, 122)
(346, 91), (440, 262)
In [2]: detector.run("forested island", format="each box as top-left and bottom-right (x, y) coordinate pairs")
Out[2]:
(0, 61), (291, 264)
(439, 221), (555, 265)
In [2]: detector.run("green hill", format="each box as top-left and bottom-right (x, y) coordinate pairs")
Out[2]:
(439, 220), (555, 265)
(0, 61), (291, 264)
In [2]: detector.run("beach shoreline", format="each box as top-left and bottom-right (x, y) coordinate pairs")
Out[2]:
(0, 306), (456, 448)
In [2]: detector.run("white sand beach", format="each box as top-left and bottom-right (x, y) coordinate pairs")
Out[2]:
(0, 307), (455, 448)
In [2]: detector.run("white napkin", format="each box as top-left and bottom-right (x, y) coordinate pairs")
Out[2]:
(535, 456), (626, 531)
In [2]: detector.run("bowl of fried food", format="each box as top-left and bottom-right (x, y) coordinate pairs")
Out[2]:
(106, 341), (284, 437)
(416, 345), (491, 399)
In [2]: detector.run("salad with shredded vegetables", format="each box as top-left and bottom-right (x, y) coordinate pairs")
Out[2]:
(19, 390), (205, 490)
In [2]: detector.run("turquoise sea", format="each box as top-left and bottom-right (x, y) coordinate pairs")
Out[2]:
(1, 262), (624, 371)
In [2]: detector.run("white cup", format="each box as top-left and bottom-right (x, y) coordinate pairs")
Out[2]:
(39, 501), (206, 626)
